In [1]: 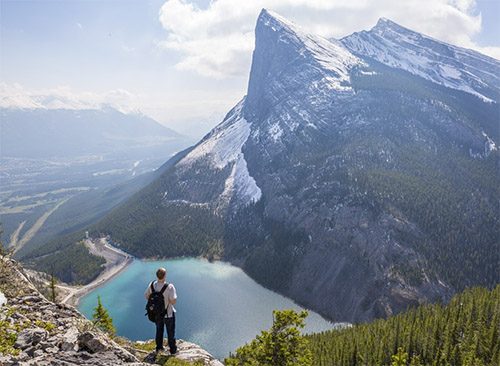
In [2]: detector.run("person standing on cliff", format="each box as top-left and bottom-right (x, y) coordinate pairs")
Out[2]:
(145, 267), (177, 354)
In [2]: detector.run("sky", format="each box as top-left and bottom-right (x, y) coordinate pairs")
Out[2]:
(1, 0), (499, 136)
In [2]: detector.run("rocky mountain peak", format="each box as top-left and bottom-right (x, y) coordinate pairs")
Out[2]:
(372, 17), (413, 36)
(341, 18), (500, 102)
(245, 9), (362, 123)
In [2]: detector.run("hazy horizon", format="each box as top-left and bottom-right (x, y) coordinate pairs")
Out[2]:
(1, 0), (499, 138)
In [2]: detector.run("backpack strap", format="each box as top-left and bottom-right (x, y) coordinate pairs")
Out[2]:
(151, 281), (169, 294)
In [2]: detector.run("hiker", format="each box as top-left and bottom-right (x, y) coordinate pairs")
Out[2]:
(145, 267), (177, 354)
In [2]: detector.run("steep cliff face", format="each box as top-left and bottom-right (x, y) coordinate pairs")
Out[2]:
(84, 9), (499, 323)
(0, 258), (222, 366)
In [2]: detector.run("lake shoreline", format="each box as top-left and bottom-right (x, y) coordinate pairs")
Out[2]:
(60, 237), (135, 307)
(77, 257), (337, 360)
(70, 239), (336, 327)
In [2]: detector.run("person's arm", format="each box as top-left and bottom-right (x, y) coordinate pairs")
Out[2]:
(169, 284), (177, 305)
(145, 283), (152, 300)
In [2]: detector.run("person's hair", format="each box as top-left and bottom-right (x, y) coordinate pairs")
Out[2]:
(156, 268), (167, 280)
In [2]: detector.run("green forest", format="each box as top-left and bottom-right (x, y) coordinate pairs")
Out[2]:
(306, 286), (500, 366)
(20, 232), (105, 285)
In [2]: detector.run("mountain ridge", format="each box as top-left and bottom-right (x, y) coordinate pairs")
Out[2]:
(341, 17), (500, 103)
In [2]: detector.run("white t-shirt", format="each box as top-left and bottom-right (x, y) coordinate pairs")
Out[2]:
(145, 280), (177, 318)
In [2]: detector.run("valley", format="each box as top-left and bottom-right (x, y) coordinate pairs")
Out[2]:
(0, 107), (194, 257)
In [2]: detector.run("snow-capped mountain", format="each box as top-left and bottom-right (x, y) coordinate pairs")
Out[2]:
(341, 18), (500, 102)
(85, 10), (498, 322)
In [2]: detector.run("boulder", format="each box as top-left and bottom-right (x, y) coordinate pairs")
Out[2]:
(60, 326), (80, 352)
(78, 331), (109, 353)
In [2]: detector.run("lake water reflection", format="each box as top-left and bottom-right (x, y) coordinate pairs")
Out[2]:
(78, 258), (334, 360)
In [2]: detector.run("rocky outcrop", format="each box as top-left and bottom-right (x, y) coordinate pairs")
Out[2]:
(0, 257), (223, 366)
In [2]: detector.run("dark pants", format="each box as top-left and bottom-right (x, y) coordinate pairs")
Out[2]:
(155, 314), (176, 354)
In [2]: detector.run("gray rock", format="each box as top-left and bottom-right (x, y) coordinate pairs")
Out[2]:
(78, 331), (108, 353)
(14, 328), (48, 350)
(33, 349), (44, 358)
(60, 326), (79, 352)
(10, 312), (28, 321)
(20, 295), (44, 303)
(45, 346), (60, 354)
(174, 340), (224, 366)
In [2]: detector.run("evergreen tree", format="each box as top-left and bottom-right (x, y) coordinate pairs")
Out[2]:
(49, 268), (57, 303)
(92, 296), (115, 334)
(392, 347), (408, 366)
(225, 310), (312, 366)
(306, 286), (500, 366)
(0, 222), (6, 257)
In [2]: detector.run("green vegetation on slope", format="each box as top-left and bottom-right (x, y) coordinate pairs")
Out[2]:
(87, 160), (227, 260)
(21, 234), (105, 285)
(306, 286), (500, 366)
(347, 63), (500, 291)
(353, 146), (499, 290)
(17, 148), (195, 284)
(225, 310), (312, 366)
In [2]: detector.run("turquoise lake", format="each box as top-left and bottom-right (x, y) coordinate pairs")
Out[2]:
(78, 258), (334, 360)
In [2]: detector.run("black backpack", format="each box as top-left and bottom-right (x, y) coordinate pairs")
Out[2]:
(145, 281), (168, 323)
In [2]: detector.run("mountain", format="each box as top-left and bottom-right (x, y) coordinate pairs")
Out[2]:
(340, 18), (500, 103)
(0, 107), (184, 158)
(36, 10), (499, 322)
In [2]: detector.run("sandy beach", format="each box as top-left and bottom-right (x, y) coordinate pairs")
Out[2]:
(60, 238), (134, 307)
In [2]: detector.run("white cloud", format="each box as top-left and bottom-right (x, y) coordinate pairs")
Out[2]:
(0, 83), (140, 114)
(158, 0), (500, 78)
(76, 23), (84, 31)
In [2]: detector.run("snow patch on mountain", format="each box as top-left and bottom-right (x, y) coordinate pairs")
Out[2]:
(180, 99), (262, 204)
(269, 122), (283, 142)
(221, 154), (262, 204)
(181, 101), (247, 169)
(482, 131), (497, 154)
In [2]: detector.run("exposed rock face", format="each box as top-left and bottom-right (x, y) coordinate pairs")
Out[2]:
(0, 258), (222, 366)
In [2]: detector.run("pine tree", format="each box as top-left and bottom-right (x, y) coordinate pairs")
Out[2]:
(225, 310), (312, 366)
(392, 347), (407, 366)
(92, 296), (115, 334)
(49, 268), (57, 303)
(0, 222), (6, 257)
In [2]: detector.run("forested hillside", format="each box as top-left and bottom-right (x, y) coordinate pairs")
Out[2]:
(307, 286), (500, 366)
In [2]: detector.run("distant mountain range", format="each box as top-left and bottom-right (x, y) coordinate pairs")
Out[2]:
(1, 107), (184, 158)
(27, 10), (499, 322)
